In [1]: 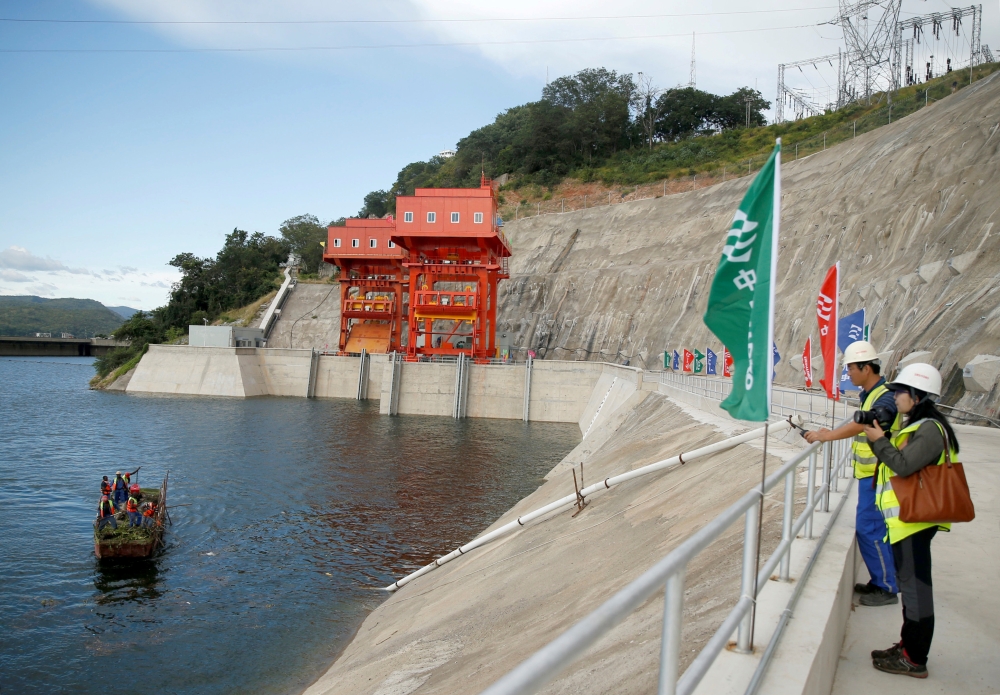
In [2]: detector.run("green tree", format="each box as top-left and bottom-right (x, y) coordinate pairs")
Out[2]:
(358, 190), (391, 219)
(654, 87), (719, 140)
(279, 214), (327, 273)
(711, 88), (771, 130)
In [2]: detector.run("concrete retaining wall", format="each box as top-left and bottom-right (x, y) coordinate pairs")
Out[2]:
(126, 345), (640, 429)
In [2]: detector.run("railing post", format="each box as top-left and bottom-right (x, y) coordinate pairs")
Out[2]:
(805, 450), (817, 539)
(831, 440), (840, 494)
(657, 569), (686, 695)
(780, 469), (794, 581)
(736, 502), (760, 653)
(821, 442), (831, 513)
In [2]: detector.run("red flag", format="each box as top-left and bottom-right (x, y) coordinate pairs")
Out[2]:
(682, 349), (694, 372)
(802, 337), (813, 388)
(817, 263), (840, 400)
(722, 346), (734, 377)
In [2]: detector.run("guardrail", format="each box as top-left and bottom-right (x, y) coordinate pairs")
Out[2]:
(481, 423), (854, 695)
(658, 371), (858, 423)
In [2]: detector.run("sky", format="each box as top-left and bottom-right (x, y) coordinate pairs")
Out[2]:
(1, 0), (997, 309)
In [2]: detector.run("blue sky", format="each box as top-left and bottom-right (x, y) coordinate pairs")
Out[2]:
(1, 0), (996, 309)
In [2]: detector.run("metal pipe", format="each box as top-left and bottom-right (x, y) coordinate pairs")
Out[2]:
(386, 421), (792, 591)
(780, 468), (794, 581)
(736, 502), (760, 652)
(821, 442), (831, 513)
(743, 478), (855, 695)
(805, 450), (816, 539)
(831, 440), (840, 494)
(657, 569), (686, 695)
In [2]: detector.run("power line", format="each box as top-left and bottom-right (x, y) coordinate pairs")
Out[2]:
(0, 23), (831, 54)
(0, 7), (838, 26)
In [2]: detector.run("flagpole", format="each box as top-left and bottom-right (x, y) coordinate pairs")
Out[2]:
(750, 138), (781, 650)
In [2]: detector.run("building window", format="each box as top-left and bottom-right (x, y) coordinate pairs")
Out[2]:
(369, 239), (377, 248)
(352, 239), (360, 248)
(388, 240), (396, 248)
(473, 212), (484, 224)
(404, 212), (413, 223)
(333, 238), (341, 248)
(451, 212), (460, 223)
(427, 211), (436, 223)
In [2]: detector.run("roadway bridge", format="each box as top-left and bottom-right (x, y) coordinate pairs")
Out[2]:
(0, 336), (127, 357)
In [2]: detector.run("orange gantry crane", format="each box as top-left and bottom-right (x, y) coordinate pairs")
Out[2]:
(391, 175), (511, 360)
(322, 217), (406, 354)
(322, 176), (510, 359)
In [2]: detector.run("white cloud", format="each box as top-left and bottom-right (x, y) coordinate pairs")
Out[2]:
(0, 269), (33, 282)
(0, 246), (90, 274)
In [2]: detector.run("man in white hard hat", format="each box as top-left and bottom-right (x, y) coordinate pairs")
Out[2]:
(805, 340), (901, 606)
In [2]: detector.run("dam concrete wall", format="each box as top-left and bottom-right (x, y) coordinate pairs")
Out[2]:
(126, 344), (639, 431)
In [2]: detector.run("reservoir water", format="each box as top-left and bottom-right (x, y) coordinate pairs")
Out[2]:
(0, 357), (580, 694)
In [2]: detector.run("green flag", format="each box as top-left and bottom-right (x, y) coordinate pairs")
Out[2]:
(693, 349), (705, 373)
(703, 141), (781, 421)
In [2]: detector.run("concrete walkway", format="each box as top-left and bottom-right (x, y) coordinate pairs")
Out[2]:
(831, 424), (1000, 694)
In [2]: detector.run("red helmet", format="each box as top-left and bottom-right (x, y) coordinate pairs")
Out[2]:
(101, 495), (109, 501)
(129, 483), (140, 494)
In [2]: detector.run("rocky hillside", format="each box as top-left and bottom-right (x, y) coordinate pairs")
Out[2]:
(496, 72), (1000, 412)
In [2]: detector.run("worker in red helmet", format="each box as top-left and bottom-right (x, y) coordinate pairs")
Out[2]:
(96, 495), (117, 532)
(126, 487), (142, 528)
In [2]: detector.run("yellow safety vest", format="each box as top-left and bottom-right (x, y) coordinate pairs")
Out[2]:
(851, 383), (901, 479)
(874, 419), (955, 544)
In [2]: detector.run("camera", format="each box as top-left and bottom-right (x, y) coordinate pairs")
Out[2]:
(853, 405), (894, 430)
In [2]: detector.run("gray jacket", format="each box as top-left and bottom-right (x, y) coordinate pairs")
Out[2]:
(870, 420), (946, 477)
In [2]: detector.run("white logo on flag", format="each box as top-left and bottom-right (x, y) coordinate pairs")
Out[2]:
(817, 292), (835, 321)
(722, 211), (758, 263)
(734, 269), (757, 291)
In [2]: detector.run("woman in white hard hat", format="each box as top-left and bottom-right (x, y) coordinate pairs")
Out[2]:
(859, 362), (960, 679)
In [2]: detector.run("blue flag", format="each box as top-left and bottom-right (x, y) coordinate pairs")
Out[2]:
(672, 350), (680, 370)
(772, 342), (780, 381)
(837, 309), (866, 353)
(706, 348), (718, 375)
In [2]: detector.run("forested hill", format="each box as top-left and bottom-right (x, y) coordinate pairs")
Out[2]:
(354, 64), (1000, 220)
(0, 296), (125, 337)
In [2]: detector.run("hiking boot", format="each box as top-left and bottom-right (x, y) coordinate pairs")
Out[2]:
(871, 642), (903, 660)
(872, 653), (928, 679)
(854, 581), (880, 594)
(859, 588), (899, 606)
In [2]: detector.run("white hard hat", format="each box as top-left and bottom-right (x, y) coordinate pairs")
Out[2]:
(843, 340), (879, 366)
(888, 363), (942, 398)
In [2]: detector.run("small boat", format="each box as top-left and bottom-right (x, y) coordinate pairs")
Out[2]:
(94, 472), (169, 560)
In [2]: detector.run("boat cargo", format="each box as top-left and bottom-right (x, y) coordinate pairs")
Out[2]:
(94, 473), (169, 560)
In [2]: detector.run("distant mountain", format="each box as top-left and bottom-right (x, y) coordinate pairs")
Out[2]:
(0, 296), (125, 337)
(107, 306), (140, 320)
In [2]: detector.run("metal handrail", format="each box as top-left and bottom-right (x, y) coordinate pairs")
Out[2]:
(481, 422), (854, 695)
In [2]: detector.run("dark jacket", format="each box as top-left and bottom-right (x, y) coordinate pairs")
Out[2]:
(870, 420), (946, 477)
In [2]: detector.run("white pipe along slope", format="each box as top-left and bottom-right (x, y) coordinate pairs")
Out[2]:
(384, 419), (793, 591)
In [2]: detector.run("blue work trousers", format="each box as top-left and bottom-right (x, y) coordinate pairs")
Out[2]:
(128, 511), (142, 527)
(856, 478), (897, 593)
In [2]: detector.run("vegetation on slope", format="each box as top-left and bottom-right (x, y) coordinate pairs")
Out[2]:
(0, 296), (125, 337)
(354, 62), (1000, 221)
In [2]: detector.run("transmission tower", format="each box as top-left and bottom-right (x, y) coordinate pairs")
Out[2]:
(895, 5), (984, 87)
(689, 32), (696, 88)
(836, 0), (902, 104)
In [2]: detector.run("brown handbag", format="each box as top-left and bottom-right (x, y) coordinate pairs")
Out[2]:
(889, 425), (976, 524)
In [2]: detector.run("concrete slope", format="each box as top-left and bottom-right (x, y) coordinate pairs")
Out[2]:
(303, 392), (805, 695)
(263, 282), (341, 350)
(496, 73), (1000, 399)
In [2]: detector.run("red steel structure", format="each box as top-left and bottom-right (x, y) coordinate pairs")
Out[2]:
(392, 175), (511, 360)
(323, 217), (406, 354)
